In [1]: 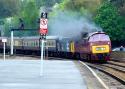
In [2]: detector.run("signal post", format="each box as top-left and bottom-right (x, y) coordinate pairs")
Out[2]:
(39, 12), (48, 76)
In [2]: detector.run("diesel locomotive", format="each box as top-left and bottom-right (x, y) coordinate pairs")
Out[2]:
(73, 31), (111, 61)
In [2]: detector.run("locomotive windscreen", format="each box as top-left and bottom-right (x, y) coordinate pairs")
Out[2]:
(89, 34), (110, 42)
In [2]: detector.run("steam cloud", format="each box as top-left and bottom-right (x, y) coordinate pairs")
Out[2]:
(48, 11), (102, 39)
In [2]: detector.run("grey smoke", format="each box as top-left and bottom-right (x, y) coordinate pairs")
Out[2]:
(48, 11), (102, 38)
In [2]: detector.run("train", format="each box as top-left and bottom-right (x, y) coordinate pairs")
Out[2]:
(0, 31), (111, 61)
(58, 31), (111, 61)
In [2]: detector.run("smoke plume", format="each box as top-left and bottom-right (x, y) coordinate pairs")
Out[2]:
(48, 11), (102, 39)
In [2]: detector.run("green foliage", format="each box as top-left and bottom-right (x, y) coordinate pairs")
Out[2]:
(4, 16), (23, 36)
(0, 0), (20, 19)
(36, 0), (63, 8)
(94, 2), (125, 41)
(109, 0), (125, 7)
(3, 0), (39, 36)
(58, 0), (102, 16)
(20, 1), (39, 28)
(17, 1), (39, 36)
(110, 0), (125, 16)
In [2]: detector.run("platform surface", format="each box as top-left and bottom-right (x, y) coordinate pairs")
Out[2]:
(0, 59), (87, 89)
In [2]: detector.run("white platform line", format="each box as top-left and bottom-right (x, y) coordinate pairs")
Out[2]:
(79, 61), (109, 89)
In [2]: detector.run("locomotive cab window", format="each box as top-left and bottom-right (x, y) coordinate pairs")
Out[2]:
(89, 34), (110, 42)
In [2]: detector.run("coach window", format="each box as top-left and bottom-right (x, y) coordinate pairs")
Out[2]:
(26, 41), (29, 46)
(49, 42), (51, 47)
(33, 42), (35, 47)
(35, 41), (37, 46)
(34, 42), (36, 47)
(23, 42), (25, 46)
(24, 42), (26, 46)
(36, 41), (38, 47)
(31, 41), (33, 47)
(25, 42), (27, 46)
(23, 42), (24, 46)
(34, 41), (36, 47)
(49, 42), (52, 46)
(36, 41), (39, 47)
(44, 42), (46, 47)
(29, 41), (31, 46)
(48, 42), (50, 46)
(30, 42), (32, 46)
(31, 42), (33, 46)
(27, 42), (28, 46)
(28, 42), (30, 46)
(52, 41), (54, 46)
(31, 41), (34, 47)
(37, 41), (39, 47)
(34, 42), (35, 47)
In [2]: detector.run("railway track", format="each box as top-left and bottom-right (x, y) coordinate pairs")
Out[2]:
(85, 62), (125, 85)
(107, 61), (125, 68)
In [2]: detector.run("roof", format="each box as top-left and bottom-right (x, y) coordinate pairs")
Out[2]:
(88, 31), (105, 37)
(18, 36), (59, 40)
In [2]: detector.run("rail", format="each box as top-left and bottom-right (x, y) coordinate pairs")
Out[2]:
(86, 62), (125, 85)
(110, 51), (125, 62)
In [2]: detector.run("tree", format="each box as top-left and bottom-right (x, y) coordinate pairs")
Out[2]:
(108, 0), (125, 7)
(109, 0), (125, 16)
(94, 2), (125, 41)
(59, 0), (102, 16)
(0, 0), (20, 19)
(36, 0), (63, 8)
(20, 1), (39, 29)
(3, 0), (39, 36)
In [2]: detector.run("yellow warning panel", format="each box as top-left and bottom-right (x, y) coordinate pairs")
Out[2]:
(92, 45), (110, 53)
(70, 42), (75, 53)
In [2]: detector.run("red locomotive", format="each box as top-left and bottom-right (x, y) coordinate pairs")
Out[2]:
(70, 31), (111, 61)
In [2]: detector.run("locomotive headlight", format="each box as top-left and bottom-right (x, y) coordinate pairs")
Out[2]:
(101, 47), (106, 50)
(90, 43), (93, 46)
(108, 42), (110, 44)
(96, 48), (100, 51)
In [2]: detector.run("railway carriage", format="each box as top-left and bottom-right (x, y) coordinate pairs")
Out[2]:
(0, 36), (59, 56)
(21, 36), (58, 56)
(57, 37), (73, 58)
